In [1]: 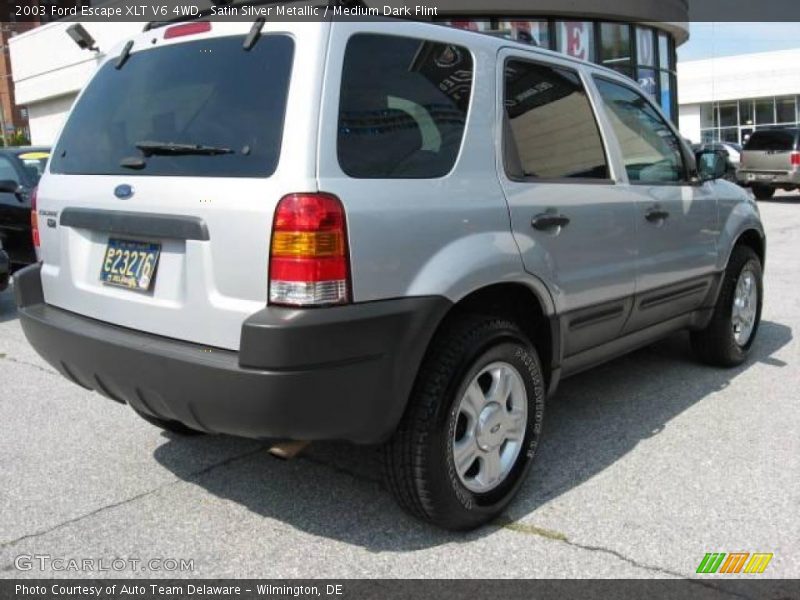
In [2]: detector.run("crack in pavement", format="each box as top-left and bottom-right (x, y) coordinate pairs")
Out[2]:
(0, 352), (59, 377)
(495, 517), (758, 600)
(0, 438), (772, 596)
(0, 444), (270, 551)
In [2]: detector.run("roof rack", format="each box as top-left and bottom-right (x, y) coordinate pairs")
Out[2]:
(144, 0), (366, 31)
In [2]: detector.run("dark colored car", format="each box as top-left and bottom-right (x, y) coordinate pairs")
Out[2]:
(0, 239), (9, 291)
(0, 147), (50, 267)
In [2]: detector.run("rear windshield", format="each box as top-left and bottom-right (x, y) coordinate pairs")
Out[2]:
(51, 35), (294, 177)
(16, 151), (49, 184)
(744, 129), (798, 151)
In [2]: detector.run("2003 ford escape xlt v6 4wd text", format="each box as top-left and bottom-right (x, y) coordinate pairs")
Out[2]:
(16, 19), (765, 530)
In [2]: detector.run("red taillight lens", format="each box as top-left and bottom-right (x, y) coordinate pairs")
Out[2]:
(269, 193), (350, 306)
(164, 21), (211, 39)
(30, 186), (39, 248)
(791, 152), (800, 167)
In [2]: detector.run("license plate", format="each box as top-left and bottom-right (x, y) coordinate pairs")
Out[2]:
(100, 238), (161, 292)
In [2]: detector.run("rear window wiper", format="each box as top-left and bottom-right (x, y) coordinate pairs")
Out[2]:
(135, 140), (235, 157)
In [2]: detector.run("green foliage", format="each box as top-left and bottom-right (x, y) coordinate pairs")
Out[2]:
(0, 130), (31, 147)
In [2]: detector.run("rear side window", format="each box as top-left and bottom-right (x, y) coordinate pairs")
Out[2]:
(337, 34), (473, 179)
(51, 35), (294, 177)
(503, 60), (609, 180)
(744, 129), (798, 151)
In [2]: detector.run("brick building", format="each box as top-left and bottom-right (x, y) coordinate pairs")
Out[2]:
(0, 21), (38, 143)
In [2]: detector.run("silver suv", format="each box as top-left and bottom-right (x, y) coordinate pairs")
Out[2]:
(738, 128), (800, 199)
(15, 19), (765, 530)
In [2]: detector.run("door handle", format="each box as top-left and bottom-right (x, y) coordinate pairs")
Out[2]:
(645, 207), (670, 222)
(532, 213), (570, 231)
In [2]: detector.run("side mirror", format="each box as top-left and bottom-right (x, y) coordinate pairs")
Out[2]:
(0, 179), (22, 196)
(695, 150), (727, 182)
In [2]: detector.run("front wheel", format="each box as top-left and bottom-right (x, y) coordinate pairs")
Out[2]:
(691, 246), (763, 367)
(383, 315), (545, 530)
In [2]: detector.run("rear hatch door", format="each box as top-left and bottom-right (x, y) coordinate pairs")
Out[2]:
(741, 129), (798, 171)
(38, 23), (327, 351)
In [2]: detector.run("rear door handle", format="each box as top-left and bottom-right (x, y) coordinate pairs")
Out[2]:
(645, 207), (670, 222)
(532, 213), (570, 231)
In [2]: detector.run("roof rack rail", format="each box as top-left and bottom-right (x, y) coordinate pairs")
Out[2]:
(143, 0), (367, 31)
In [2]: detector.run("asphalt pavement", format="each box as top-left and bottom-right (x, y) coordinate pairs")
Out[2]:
(0, 194), (798, 580)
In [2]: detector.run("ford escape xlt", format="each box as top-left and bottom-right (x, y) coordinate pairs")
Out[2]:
(16, 20), (766, 530)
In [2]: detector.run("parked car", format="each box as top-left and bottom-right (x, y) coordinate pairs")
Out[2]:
(0, 147), (50, 267)
(15, 19), (765, 530)
(0, 239), (9, 292)
(737, 128), (800, 199)
(692, 142), (739, 182)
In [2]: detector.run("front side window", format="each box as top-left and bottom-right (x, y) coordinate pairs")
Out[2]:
(594, 78), (685, 183)
(337, 34), (473, 179)
(504, 60), (608, 180)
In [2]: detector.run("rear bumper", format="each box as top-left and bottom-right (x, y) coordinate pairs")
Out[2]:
(0, 249), (8, 291)
(737, 170), (800, 187)
(15, 264), (450, 443)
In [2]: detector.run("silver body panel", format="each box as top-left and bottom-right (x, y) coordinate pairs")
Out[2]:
(36, 18), (764, 364)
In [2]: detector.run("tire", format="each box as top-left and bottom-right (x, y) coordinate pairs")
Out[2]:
(691, 246), (763, 367)
(752, 185), (775, 200)
(132, 407), (205, 436)
(382, 314), (545, 530)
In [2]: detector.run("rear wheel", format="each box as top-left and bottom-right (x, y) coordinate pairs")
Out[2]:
(691, 246), (763, 367)
(132, 408), (204, 436)
(383, 315), (545, 530)
(752, 185), (775, 200)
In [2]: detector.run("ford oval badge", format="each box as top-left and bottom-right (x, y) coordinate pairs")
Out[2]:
(114, 184), (134, 199)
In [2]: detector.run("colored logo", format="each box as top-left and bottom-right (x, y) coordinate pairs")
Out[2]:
(696, 552), (773, 574)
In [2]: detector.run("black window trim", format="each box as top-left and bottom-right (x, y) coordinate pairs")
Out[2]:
(501, 55), (615, 186)
(592, 73), (693, 187)
(336, 32), (476, 181)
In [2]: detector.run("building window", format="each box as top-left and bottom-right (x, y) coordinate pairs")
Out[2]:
(718, 102), (737, 128)
(756, 98), (775, 125)
(497, 20), (550, 46)
(740, 100), (755, 127)
(555, 21), (595, 62)
(698, 95), (800, 144)
(600, 22), (632, 77)
(776, 96), (796, 124)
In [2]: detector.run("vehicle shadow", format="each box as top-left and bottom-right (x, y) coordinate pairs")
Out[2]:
(153, 320), (792, 551)
(762, 191), (800, 204)
(0, 284), (17, 323)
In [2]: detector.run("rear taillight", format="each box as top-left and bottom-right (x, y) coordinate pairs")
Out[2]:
(30, 186), (39, 248)
(269, 193), (350, 306)
(164, 21), (211, 39)
(791, 152), (800, 167)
